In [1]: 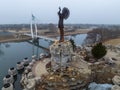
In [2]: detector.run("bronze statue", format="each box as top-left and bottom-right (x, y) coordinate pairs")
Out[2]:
(58, 7), (70, 42)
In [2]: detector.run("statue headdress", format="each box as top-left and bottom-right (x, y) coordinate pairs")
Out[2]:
(62, 7), (70, 20)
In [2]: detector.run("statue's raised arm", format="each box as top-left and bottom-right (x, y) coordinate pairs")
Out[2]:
(58, 7), (70, 42)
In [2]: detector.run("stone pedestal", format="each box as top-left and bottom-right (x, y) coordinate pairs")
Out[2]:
(50, 40), (73, 70)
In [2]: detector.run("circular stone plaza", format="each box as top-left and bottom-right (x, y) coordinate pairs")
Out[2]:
(20, 40), (91, 90)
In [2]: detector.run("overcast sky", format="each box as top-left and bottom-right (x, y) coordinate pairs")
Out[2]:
(0, 0), (120, 24)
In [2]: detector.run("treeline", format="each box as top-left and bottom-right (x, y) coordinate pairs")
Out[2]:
(0, 24), (57, 30)
(84, 27), (120, 44)
(0, 24), (82, 30)
(1, 24), (117, 31)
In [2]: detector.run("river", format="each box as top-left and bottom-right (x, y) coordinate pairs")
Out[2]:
(0, 34), (87, 89)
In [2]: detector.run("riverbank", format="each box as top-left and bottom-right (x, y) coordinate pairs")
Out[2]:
(0, 29), (90, 43)
(0, 34), (86, 89)
(44, 29), (91, 38)
(0, 35), (31, 43)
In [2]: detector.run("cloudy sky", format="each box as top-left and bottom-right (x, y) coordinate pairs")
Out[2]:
(0, 0), (120, 24)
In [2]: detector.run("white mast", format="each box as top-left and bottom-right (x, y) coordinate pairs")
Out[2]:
(31, 14), (38, 39)
(34, 22), (38, 38)
(30, 20), (34, 39)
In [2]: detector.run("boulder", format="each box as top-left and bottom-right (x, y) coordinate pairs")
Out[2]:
(2, 83), (13, 90)
(35, 77), (41, 84)
(88, 82), (112, 90)
(27, 72), (34, 79)
(8, 67), (17, 76)
(111, 85), (120, 90)
(26, 79), (36, 90)
(3, 75), (14, 84)
(112, 75), (120, 85)
(16, 61), (24, 70)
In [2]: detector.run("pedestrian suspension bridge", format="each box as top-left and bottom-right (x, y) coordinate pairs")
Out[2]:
(24, 14), (56, 42)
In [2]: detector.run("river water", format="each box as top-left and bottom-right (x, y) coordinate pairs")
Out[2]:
(0, 34), (87, 89)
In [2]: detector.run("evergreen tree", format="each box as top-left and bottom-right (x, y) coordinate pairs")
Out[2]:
(92, 42), (107, 60)
(69, 39), (76, 51)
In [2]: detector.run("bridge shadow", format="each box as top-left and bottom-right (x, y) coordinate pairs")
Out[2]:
(26, 38), (49, 52)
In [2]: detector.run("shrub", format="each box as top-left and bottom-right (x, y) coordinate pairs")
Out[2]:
(69, 39), (76, 51)
(92, 42), (107, 60)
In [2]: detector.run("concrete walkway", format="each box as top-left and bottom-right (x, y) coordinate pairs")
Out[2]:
(32, 58), (50, 77)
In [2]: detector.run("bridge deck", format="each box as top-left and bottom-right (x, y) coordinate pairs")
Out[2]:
(25, 34), (56, 42)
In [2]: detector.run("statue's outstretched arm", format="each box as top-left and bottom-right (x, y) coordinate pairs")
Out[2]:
(59, 7), (61, 11)
(58, 7), (61, 15)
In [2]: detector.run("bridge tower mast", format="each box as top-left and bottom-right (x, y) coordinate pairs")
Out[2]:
(30, 14), (38, 39)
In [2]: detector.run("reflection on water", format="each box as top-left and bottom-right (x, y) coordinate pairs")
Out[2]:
(0, 39), (50, 89)
(0, 45), (4, 56)
(0, 50), (4, 56)
(5, 43), (11, 48)
(64, 34), (87, 45)
(0, 34), (86, 89)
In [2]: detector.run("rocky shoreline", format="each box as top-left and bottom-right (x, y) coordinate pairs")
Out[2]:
(1, 39), (120, 90)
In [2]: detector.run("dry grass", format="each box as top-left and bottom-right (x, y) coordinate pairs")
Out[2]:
(0, 35), (14, 40)
(94, 71), (115, 84)
(0, 35), (31, 43)
(104, 38), (120, 46)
